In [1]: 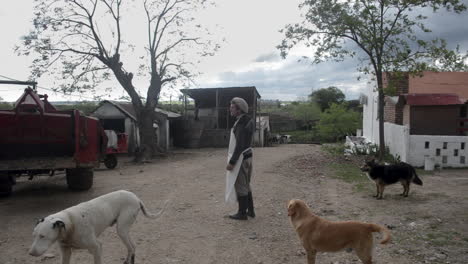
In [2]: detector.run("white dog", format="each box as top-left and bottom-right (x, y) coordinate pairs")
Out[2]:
(29, 190), (167, 264)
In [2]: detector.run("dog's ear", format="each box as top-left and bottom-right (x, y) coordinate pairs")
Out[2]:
(287, 200), (297, 216)
(35, 218), (44, 226)
(53, 220), (66, 231)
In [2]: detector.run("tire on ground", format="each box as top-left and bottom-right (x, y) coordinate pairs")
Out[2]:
(66, 168), (93, 191)
(104, 154), (118, 169)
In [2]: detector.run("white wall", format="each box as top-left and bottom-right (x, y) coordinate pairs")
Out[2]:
(125, 118), (139, 153)
(384, 123), (409, 162)
(408, 135), (468, 167)
(362, 81), (380, 143)
(362, 80), (410, 163)
(254, 116), (270, 147)
(156, 120), (170, 151)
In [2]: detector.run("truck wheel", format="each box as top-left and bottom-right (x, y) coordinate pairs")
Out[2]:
(104, 154), (118, 169)
(0, 175), (13, 197)
(66, 168), (93, 191)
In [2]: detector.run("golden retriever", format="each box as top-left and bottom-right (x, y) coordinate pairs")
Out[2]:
(287, 199), (390, 264)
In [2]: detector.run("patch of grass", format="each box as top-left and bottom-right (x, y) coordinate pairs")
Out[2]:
(281, 130), (320, 143)
(425, 231), (464, 247)
(415, 168), (435, 176)
(438, 166), (468, 170)
(328, 162), (370, 192)
(321, 143), (346, 156)
(424, 192), (450, 199)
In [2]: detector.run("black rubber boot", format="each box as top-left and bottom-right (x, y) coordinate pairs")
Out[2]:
(247, 192), (255, 218)
(229, 195), (248, 220)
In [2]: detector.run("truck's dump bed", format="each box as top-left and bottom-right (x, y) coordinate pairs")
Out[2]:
(0, 88), (105, 170)
(0, 110), (75, 159)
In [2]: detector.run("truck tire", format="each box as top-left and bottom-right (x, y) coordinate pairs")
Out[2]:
(104, 154), (118, 169)
(0, 175), (13, 197)
(66, 168), (93, 191)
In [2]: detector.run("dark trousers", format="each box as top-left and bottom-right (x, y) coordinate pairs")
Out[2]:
(234, 157), (252, 196)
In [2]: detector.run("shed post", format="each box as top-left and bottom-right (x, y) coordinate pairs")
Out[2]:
(252, 88), (257, 146)
(216, 89), (219, 129)
(184, 94), (187, 120)
(257, 92), (261, 146)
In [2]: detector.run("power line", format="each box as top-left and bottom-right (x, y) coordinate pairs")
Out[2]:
(0, 74), (96, 101)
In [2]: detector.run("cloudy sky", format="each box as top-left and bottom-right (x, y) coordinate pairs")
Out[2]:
(0, 0), (467, 102)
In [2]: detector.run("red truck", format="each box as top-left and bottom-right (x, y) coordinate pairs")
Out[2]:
(0, 81), (107, 197)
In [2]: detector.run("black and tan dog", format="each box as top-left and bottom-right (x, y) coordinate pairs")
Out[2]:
(287, 199), (391, 264)
(361, 159), (423, 199)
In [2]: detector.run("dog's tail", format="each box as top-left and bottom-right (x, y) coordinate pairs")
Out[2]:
(412, 168), (423, 186)
(369, 223), (391, 244)
(140, 199), (169, 219)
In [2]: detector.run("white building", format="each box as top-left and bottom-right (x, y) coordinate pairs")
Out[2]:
(361, 72), (468, 168)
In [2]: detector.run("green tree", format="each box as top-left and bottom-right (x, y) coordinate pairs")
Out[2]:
(0, 96), (12, 110)
(291, 102), (321, 129)
(317, 103), (361, 142)
(310, 86), (345, 111)
(279, 0), (467, 160)
(18, 0), (218, 160)
(54, 102), (99, 115)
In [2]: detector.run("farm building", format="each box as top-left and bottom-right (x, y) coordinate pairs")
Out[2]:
(91, 101), (180, 153)
(361, 71), (468, 168)
(175, 86), (268, 147)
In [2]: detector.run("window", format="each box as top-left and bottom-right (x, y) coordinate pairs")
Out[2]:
(425, 142), (430, 149)
(101, 119), (126, 133)
(460, 104), (467, 117)
(436, 149), (441, 156)
(462, 143), (466, 150)
(442, 156), (448, 164)
(454, 149), (459, 157)
(461, 156), (466, 164)
(443, 142), (448, 149)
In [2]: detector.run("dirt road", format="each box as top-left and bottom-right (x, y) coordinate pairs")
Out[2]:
(1, 145), (467, 264)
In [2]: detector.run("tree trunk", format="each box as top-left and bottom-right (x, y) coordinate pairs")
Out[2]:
(101, 55), (162, 161)
(376, 72), (386, 161)
(136, 107), (159, 162)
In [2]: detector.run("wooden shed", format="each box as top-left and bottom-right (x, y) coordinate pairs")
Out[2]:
(176, 86), (261, 148)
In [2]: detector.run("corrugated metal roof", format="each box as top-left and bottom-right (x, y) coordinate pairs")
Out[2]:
(180, 86), (261, 100)
(155, 108), (181, 118)
(95, 101), (180, 119)
(401, 93), (465, 106)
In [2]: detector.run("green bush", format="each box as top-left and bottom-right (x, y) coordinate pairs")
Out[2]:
(0, 102), (13, 110)
(316, 103), (361, 142)
(282, 130), (320, 143)
(322, 143), (347, 156)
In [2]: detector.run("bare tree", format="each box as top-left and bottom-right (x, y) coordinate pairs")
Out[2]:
(18, 0), (219, 160)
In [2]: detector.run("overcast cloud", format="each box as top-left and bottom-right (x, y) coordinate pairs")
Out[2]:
(0, 0), (467, 102)
(195, 0), (468, 101)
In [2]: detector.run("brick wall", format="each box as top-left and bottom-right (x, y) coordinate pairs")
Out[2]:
(384, 98), (396, 123)
(384, 97), (404, 125)
(383, 72), (409, 95)
(383, 73), (408, 125)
